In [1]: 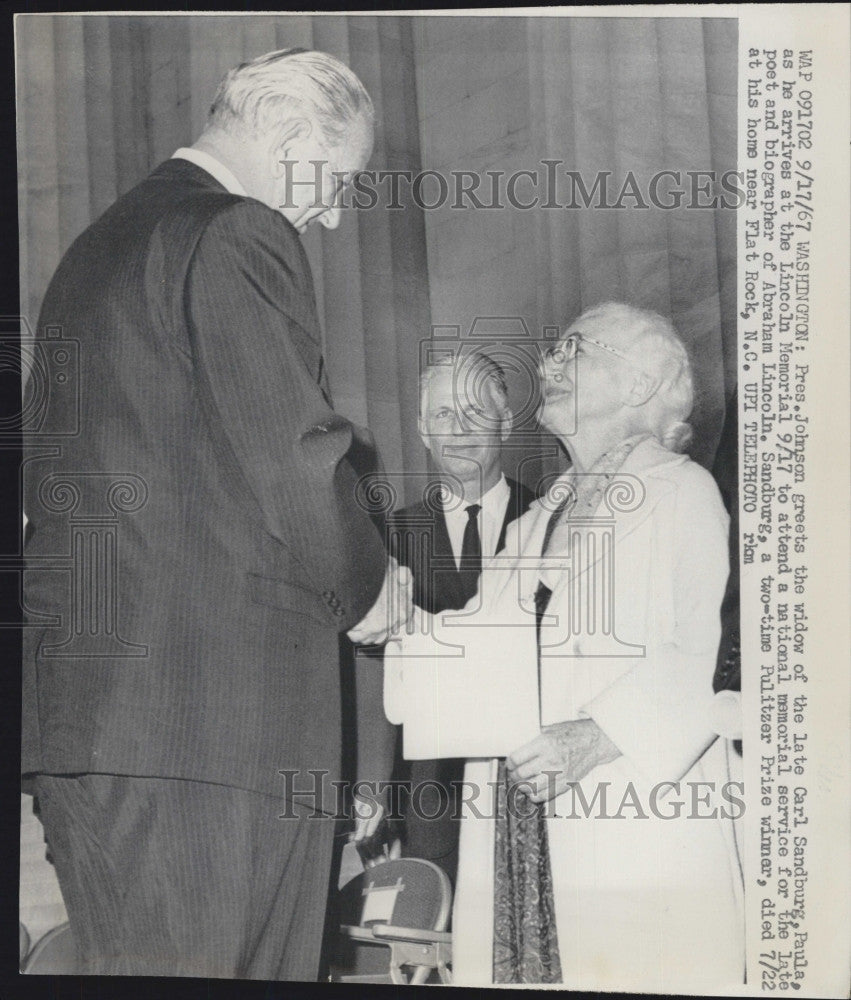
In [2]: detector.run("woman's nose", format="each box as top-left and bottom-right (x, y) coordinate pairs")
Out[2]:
(542, 347), (565, 383)
(545, 343), (568, 367)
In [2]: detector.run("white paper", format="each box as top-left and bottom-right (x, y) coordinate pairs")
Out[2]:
(385, 615), (541, 759)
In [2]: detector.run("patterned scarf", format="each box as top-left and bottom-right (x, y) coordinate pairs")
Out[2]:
(492, 434), (648, 983)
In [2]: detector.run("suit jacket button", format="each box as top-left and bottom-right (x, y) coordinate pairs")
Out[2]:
(334, 607), (344, 617)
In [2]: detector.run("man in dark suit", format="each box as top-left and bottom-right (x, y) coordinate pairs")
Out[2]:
(22, 48), (404, 980)
(386, 352), (535, 886)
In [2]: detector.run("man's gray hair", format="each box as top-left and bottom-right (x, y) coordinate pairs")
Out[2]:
(577, 301), (695, 452)
(208, 48), (374, 143)
(419, 350), (510, 414)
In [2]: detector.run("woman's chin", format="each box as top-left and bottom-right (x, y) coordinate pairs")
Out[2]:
(539, 399), (571, 435)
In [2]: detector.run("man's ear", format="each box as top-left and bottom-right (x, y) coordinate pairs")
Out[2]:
(269, 118), (313, 176)
(499, 407), (514, 442)
(622, 370), (660, 408)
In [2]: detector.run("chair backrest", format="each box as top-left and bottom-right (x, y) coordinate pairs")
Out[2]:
(19, 922), (30, 967)
(22, 922), (79, 975)
(332, 858), (452, 982)
(338, 858), (451, 932)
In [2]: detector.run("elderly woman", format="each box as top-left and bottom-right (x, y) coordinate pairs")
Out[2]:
(389, 302), (744, 990)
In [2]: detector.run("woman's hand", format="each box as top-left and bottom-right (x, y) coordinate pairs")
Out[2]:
(506, 719), (621, 803)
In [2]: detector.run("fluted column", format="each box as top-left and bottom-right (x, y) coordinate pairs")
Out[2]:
(37, 472), (148, 657)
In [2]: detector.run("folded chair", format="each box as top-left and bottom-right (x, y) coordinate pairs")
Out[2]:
(21, 921), (79, 974)
(330, 858), (452, 985)
(19, 922), (30, 968)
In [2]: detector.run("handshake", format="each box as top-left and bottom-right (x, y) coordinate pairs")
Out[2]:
(347, 557), (415, 646)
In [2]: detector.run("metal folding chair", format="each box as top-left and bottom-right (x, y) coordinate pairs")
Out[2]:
(330, 858), (452, 985)
(21, 921), (79, 974)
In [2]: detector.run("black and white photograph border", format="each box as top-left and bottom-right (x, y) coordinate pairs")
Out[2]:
(9, 6), (846, 997)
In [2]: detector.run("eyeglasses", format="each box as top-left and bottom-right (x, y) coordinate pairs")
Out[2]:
(544, 332), (634, 366)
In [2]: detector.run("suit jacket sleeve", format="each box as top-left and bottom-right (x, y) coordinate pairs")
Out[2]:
(185, 200), (385, 630)
(581, 468), (730, 782)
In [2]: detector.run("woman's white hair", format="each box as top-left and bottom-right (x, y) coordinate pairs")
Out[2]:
(578, 301), (695, 452)
(208, 48), (374, 144)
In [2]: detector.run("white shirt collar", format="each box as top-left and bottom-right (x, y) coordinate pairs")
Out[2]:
(171, 147), (247, 197)
(442, 474), (511, 565)
(442, 473), (509, 516)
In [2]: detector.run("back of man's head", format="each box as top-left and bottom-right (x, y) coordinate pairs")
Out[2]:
(208, 48), (374, 145)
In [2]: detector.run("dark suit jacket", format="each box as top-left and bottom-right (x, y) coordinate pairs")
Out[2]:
(387, 477), (535, 614)
(22, 158), (386, 801)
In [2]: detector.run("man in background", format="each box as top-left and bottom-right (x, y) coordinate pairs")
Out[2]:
(22, 48), (402, 979)
(386, 352), (535, 885)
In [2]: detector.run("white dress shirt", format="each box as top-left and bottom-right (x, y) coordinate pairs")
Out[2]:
(441, 474), (511, 570)
(171, 147), (247, 197)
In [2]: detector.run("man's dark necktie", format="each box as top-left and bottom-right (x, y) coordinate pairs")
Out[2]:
(457, 503), (482, 604)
